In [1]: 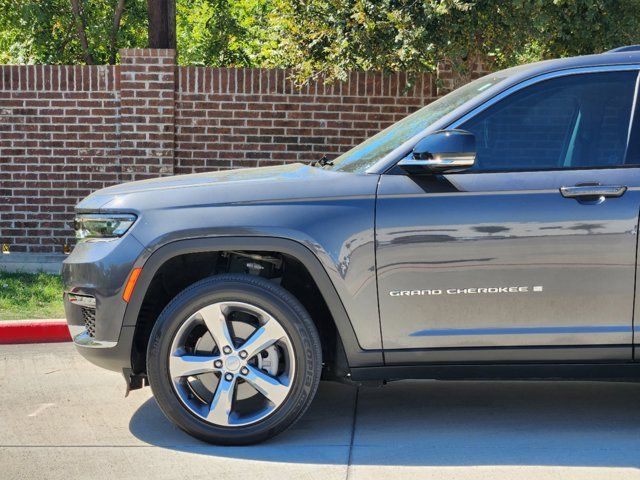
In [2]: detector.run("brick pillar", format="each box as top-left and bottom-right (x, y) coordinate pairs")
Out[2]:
(119, 48), (175, 181)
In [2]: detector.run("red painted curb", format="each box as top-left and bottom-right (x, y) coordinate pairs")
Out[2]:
(0, 321), (71, 344)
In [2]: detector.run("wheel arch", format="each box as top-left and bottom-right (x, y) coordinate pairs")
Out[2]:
(123, 236), (383, 375)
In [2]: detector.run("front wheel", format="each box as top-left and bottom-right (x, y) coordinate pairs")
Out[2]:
(146, 274), (322, 445)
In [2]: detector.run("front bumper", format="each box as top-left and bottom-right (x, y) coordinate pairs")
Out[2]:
(67, 322), (138, 372)
(63, 233), (146, 373)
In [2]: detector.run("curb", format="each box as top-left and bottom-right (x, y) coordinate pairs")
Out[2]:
(0, 320), (71, 344)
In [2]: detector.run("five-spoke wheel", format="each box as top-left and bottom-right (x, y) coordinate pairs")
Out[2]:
(169, 301), (295, 426)
(147, 274), (322, 445)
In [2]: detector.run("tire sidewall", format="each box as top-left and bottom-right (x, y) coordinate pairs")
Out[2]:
(147, 274), (322, 445)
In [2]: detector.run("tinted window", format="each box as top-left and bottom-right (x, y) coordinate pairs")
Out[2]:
(460, 71), (639, 171)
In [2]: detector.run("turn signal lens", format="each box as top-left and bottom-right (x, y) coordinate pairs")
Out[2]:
(122, 267), (142, 303)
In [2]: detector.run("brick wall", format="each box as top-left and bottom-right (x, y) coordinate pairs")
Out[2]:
(1, 49), (480, 255)
(175, 67), (434, 173)
(1, 64), (121, 254)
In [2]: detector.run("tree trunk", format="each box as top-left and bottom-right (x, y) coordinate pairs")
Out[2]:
(109, 0), (126, 64)
(147, 0), (176, 49)
(70, 0), (94, 64)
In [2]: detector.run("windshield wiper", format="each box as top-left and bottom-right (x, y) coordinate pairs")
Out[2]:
(312, 155), (334, 168)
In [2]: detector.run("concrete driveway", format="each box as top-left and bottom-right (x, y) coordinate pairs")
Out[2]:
(2, 343), (640, 480)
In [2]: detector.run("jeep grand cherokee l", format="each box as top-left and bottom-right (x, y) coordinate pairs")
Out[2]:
(64, 46), (640, 445)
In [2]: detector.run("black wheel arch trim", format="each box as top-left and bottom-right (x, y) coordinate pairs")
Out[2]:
(123, 236), (384, 368)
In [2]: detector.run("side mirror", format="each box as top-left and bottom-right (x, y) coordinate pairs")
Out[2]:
(398, 129), (476, 173)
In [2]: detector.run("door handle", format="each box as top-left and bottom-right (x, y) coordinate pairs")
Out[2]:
(560, 185), (627, 199)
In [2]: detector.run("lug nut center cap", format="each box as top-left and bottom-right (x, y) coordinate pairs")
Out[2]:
(225, 355), (241, 372)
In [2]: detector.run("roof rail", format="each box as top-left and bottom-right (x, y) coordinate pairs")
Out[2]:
(607, 45), (640, 53)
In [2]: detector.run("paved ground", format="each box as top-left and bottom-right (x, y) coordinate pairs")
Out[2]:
(3, 343), (640, 480)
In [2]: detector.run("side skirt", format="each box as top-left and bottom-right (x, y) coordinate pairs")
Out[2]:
(350, 363), (640, 382)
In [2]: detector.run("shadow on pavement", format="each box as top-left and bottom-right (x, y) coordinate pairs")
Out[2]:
(129, 379), (640, 468)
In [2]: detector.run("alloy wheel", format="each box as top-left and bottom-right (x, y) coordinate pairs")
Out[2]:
(168, 301), (296, 427)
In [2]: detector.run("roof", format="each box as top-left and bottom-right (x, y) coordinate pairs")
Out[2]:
(607, 45), (640, 53)
(505, 50), (640, 83)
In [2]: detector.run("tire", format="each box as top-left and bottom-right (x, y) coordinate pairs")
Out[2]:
(146, 273), (322, 445)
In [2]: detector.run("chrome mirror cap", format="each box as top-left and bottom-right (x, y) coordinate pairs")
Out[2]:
(399, 153), (475, 169)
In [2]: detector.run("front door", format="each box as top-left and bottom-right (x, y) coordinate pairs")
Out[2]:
(376, 68), (640, 362)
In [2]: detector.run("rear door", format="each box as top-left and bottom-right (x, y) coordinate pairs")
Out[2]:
(376, 67), (640, 363)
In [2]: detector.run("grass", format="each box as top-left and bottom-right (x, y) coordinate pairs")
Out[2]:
(0, 271), (65, 320)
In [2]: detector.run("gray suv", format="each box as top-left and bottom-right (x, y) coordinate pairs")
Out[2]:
(64, 47), (640, 445)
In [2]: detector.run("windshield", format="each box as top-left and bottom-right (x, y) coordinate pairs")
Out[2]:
(328, 69), (518, 173)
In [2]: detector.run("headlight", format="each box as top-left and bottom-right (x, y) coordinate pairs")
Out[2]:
(74, 214), (137, 240)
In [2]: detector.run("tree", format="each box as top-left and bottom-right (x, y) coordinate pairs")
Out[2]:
(269, 0), (640, 82)
(1, 0), (640, 78)
(0, 0), (148, 64)
(147, 0), (176, 48)
(176, 0), (275, 66)
(0, 0), (272, 66)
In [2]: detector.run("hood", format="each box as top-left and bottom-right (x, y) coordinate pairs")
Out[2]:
(76, 163), (377, 213)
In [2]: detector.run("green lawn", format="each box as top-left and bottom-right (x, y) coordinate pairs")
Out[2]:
(0, 271), (65, 320)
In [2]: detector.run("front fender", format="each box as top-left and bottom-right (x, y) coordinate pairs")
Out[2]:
(122, 236), (383, 368)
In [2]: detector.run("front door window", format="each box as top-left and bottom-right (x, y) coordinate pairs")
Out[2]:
(461, 71), (639, 171)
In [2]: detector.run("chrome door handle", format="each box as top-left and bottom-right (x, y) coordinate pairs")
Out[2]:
(560, 185), (627, 199)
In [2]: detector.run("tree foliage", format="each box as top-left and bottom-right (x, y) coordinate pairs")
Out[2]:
(270, 0), (640, 81)
(1, 0), (640, 81)
(0, 0), (147, 64)
(176, 0), (277, 66)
